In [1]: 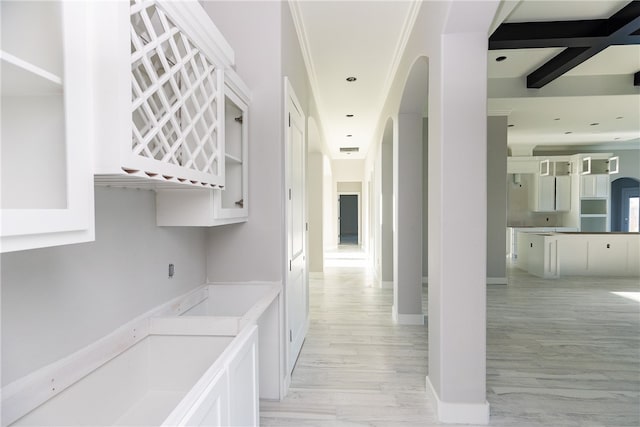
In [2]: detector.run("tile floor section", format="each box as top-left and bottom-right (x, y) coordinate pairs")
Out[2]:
(260, 249), (640, 426)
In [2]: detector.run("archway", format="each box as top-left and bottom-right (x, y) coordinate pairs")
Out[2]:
(392, 56), (428, 324)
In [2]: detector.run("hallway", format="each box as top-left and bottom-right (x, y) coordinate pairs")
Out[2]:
(261, 253), (640, 426)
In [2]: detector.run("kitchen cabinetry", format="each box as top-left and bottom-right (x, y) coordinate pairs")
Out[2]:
(90, 0), (234, 189)
(580, 174), (610, 198)
(530, 175), (570, 212)
(580, 156), (619, 175)
(1, 1), (94, 253)
(155, 69), (251, 226)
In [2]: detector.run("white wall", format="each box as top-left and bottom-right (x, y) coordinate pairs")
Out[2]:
(332, 159), (364, 182)
(1, 187), (207, 385)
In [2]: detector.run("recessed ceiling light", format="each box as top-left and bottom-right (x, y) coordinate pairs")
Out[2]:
(346, 114), (354, 117)
(346, 76), (357, 82)
(590, 122), (599, 126)
(564, 131), (572, 134)
(496, 56), (507, 62)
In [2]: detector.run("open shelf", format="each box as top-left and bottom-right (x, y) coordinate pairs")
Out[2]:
(1, 51), (63, 96)
(224, 153), (243, 164)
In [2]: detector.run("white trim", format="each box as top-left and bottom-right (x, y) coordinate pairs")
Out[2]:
(426, 376), (490, 425)
(309, 272), (324, 279)
(487, 277), (508, 285)
(396, 313), (425, 325)
(381, 280), (393, 289)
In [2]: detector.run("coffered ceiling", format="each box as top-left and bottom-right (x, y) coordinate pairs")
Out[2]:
(291, 0), (640, 159)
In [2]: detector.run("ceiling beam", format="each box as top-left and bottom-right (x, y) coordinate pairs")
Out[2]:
(635, 71), (640, 86)
(489, 1), (640, 88)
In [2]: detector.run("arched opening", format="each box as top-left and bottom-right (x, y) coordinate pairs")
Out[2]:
(611, 177), (640, 232)
(392, 56), (428, 324)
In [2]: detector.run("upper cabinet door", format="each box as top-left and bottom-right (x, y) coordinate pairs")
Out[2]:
(213, 70), (250, 222)
(1, 1), (94, 253)
(90, 0), (234, 189)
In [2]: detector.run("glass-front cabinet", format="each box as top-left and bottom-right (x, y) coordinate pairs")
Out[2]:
(155, 69), (251, 226)
(1, 1), (94, 252)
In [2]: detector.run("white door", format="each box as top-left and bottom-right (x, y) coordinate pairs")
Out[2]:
(285, 78), (307, 376)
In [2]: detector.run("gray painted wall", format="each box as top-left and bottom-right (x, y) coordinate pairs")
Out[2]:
(1, 187), (207, 384)
(201, 1), (284, 282)
(487, 116), (508, 280)
(308, 152), (324, 272)
(201, 1), (315, 282)
(381, 137), (393, 283)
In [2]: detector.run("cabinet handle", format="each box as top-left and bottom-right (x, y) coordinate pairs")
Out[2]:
(530, 243), (533, 248)
(606, 243), (610, 248)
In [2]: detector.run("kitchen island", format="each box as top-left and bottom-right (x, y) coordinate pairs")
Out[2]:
(516, 231), (640, 279)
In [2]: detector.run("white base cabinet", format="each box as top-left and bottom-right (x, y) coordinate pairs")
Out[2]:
(9, 326), (258, 427)
(516, 232), (640, 278)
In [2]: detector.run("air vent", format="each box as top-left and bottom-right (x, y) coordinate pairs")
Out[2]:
(340, 147), (359, 153)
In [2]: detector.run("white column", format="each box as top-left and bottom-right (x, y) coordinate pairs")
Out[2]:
(381, 139), (393, 288)
(393, 113), (424, 325)
(427, 32), (490, 424)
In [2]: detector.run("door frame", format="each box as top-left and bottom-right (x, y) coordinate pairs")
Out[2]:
(621, 186), (640, 232)
(283, 77), (308, 393)
(337, 192), (361, 246)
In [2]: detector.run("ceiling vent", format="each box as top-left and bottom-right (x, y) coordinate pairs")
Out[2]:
(340, 147), (359, 153)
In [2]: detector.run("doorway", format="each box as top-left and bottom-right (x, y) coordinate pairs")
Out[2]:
(622, 187), (639, 232)
(339, 194), (359, 245)
(611, 177), (640, 232)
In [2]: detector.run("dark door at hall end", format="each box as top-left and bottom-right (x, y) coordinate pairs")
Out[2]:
(339, 194), (358, 245)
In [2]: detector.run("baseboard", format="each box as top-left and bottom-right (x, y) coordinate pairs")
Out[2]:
(380, 280), (393, 289)
(487, 277), (508, 285)
(426, 376), (490, 425)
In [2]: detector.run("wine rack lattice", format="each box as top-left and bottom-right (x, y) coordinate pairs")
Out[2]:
(129, 0), (222, 184)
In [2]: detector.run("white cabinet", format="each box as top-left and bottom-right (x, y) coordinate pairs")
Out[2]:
(530, 175), (555, 212)
(530, 175), (570, 212)
(1, 1), (94, 253)
(155, 70), (251, 226)
(90, 0), (234, 189)
(580, 156), (619, 175)
(580, 175), (609, 198)
(181, 370), (230, 427)
(555, 175), (571, 212)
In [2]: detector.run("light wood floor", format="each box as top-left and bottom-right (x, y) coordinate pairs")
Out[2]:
(260, 249), (640, 426)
